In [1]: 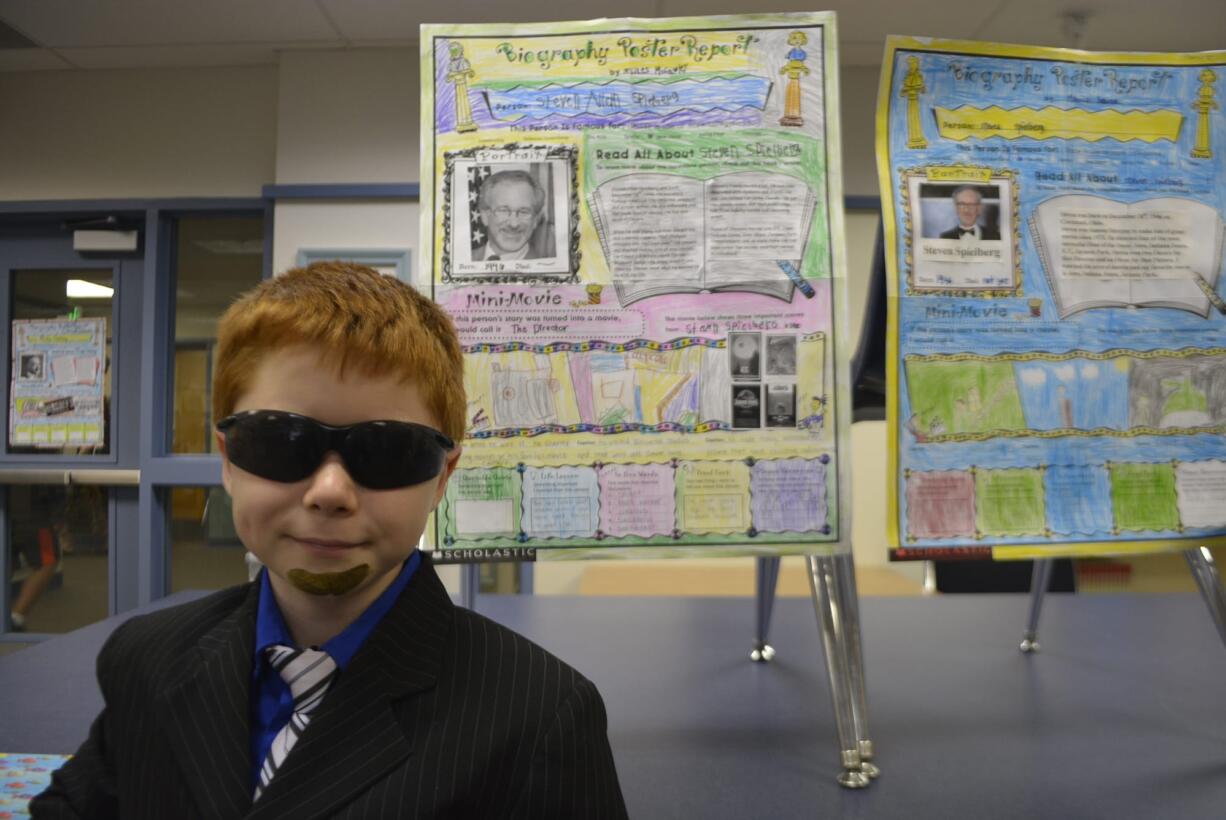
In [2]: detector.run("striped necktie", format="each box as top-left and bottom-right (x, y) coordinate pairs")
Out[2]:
(253, 645), (338, 801)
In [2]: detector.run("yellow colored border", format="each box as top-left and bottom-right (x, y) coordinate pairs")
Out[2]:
(994, 534), (1226, 561)
(884, 37), (1226, 68)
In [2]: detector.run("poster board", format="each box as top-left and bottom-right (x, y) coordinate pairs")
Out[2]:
(421, 13), (851, 560)
(8, 318), (106, 449)
(878, 38), (1226, 560)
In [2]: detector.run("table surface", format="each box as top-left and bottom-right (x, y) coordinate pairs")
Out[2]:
(3, 590), (1225, 820)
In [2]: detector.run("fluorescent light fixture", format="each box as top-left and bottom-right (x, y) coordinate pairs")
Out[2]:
(66, 279), (114, 299)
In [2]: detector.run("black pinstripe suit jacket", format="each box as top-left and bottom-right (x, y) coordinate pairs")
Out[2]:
(30, 559), (628, 819)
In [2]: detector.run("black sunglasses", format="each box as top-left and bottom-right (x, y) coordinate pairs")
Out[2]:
(217, 410), (455, 490)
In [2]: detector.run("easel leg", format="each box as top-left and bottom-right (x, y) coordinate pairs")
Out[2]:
(751, 556), (781, 662)
(460, 563), (480, 610)
(834, 553), (879, 779)
(1184, 547), (1226, 649)
(1020, 558), (1053, 653)
(807, 555), (871, 789)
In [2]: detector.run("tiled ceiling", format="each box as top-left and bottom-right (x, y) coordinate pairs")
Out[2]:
(0, 0), (1221, 72)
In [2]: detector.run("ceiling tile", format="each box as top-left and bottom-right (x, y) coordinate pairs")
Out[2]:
(55, 44), (297, 70)
(0, 0), (340, 48)
(0, 48), (71, 70)
(656, 0), (1000, 42)
(0, 0), (1220, 74)
(317, 0), (420, 42)
(357, 0), (660, 37)
(978, 0), (1226, 53)
(419, 1), (661, 26)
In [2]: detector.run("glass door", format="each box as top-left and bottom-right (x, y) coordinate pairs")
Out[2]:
(0, 222), (142, 638)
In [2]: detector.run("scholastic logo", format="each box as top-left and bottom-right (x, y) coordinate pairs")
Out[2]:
(430, 547), (537, 564)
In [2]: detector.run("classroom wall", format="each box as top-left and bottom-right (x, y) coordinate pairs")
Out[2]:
(0, 65), (277, 200)
(838, 66), (883, 198)
(271, 200), (420, 276)
(276, 49), (420, 185)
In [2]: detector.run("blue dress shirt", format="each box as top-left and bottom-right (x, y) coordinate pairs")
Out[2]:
(249, 551), (422, 786)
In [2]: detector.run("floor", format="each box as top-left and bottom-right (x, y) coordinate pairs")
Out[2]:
(7, 591), (1225, 819)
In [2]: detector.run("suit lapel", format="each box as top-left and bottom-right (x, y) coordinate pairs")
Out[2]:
(245, 558), (455, 820)
(155, 584), (259, 820)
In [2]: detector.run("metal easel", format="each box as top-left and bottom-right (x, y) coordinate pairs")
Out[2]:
(459, 563), (480, 610)
(746, 219), (889, 787)
(1020, 547), (1226, 653)
(751, 556), (781, 662)
(751, 553), (878, 788)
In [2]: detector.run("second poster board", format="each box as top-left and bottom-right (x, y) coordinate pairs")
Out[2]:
(878, 38), (1226, 560)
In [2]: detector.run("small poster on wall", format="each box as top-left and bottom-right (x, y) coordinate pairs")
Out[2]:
(9, 318), (106, 448)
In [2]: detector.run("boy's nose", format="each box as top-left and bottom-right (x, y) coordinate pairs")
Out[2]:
(301, 453), (359, 514)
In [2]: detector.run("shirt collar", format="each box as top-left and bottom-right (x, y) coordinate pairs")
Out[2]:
(253, 550), (422, 673)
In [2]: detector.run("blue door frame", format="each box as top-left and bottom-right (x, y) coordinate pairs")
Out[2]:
(0, 198), (270, 641)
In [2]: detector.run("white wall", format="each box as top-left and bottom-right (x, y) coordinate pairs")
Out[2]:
(276, 49), (420, 184)
(272, 200), (420, 275)
(0, 65), (277, 200)
(838, 66), (883, 198)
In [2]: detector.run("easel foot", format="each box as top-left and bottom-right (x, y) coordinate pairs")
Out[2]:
(857, 741), (880, 778)
(837, 769), (872, 789)
(1019, 631), (1040, 653)
(749, 642), (776, 663)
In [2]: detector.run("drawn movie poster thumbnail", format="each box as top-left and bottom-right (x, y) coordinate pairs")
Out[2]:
(445, 145), (576, 281)
(729, 332), (761, 380)
(732, 384), (762, 428)
(764, 334), (797, 376)
(765, 384), (797, 428)
(905, 171), (1018, 294)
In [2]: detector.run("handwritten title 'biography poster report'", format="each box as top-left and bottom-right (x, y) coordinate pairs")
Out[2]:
(879, 38), (1226, 560)
(421, 14), (851, 559)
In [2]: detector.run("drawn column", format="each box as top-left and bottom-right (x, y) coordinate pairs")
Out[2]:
(448, 42), (479, 134)
(1191, 69), (1218, 159)
(901, 56), (927, 149)
(779, 31), (810, 127)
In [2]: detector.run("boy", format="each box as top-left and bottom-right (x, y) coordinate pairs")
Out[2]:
(32, 262), (628, 819)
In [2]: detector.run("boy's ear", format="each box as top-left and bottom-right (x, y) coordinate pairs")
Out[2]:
(215, 430), (233, 495)
(430, 446), (462, 511)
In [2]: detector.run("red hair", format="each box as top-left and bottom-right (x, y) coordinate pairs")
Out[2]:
(213, 262), (465, 441)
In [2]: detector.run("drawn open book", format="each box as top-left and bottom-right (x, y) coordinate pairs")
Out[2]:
(51, 355), (100, 386)
(588, 171), (817, 305)
(1030, 195), (1226, 319)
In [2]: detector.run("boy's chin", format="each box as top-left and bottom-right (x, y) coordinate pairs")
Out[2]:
(286, 564), (372, 596)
